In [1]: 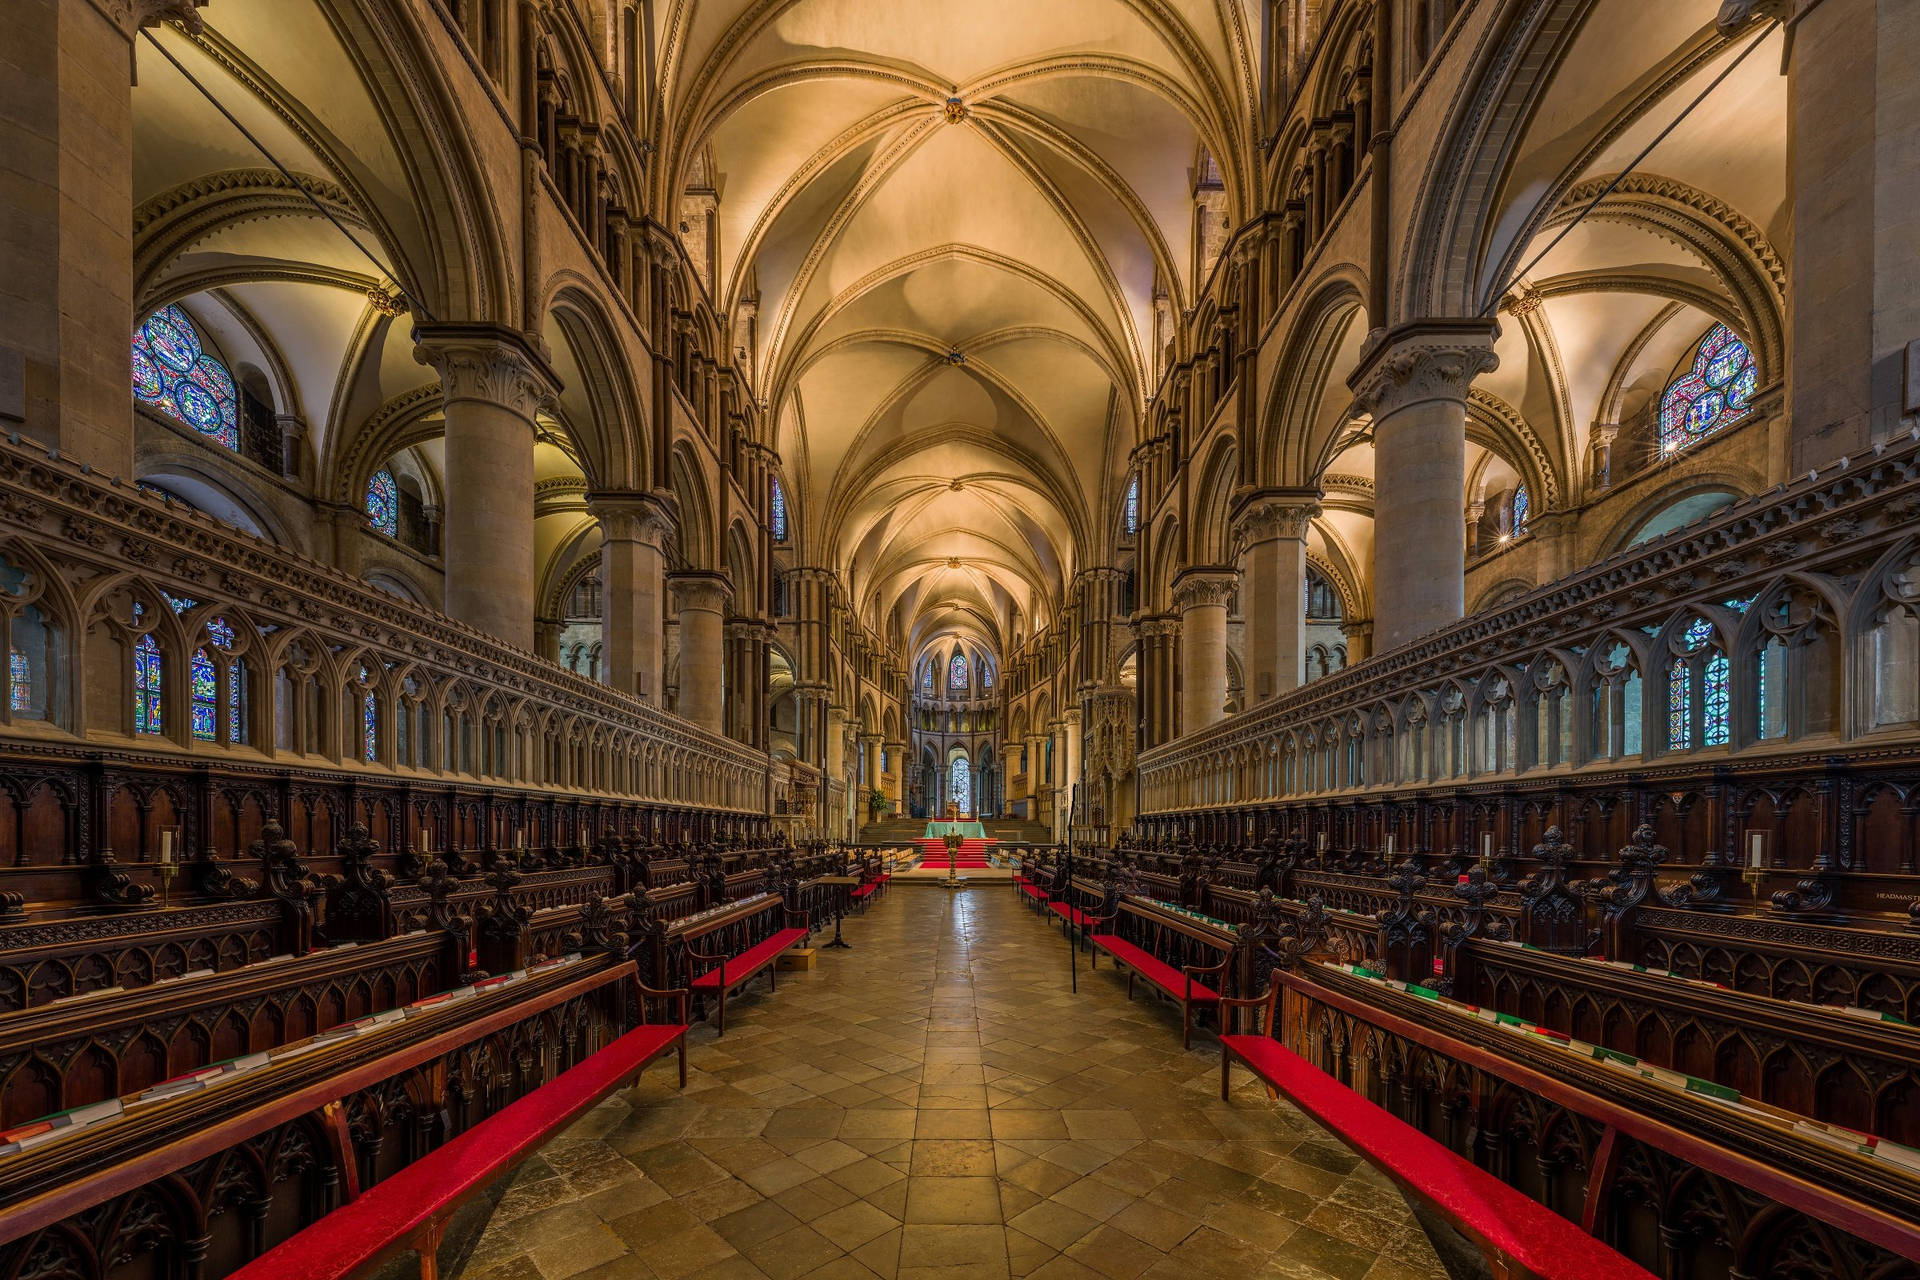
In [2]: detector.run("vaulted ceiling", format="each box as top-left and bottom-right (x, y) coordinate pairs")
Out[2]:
(657, 0), (1260, 658)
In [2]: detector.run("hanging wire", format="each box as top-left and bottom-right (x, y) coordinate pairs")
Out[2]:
(138, 26), (435, 323)
(1481, 16), (1782, 316)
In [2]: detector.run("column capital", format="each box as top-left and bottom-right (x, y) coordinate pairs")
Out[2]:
(413, 324), (559, 423)
(1232, 488), (1322, 549)
(89, 0), (204, 38)
(1340, 619), (1373, 642)
(668, 570), (733, 614)
(1134, 613), (1181, 640)
(1171, 567), (1237, 612)
(587, 490), (677, 549)
(1347, 318), (1500, 420)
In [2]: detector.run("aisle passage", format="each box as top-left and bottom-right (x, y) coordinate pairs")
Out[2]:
(453, 890), (1447, 1280)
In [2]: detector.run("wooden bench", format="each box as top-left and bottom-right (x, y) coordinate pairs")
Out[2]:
(682, 893), (811, 1034)
(1218, 980), (1654, 1280)
(1088, 896), (1233, 1049)
(228, 987), (690, 1280)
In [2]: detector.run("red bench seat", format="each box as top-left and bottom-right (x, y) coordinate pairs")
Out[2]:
(230, 1019), (688, 1280)
(1048, 900), (1097, 929)
(1089, 934), (1219, 1048)
(1220, 1035), (1654, 1280)
(690, 926), (808, 1033)
(850, 882), (877, 900)
(1019, 882), (1048, 902)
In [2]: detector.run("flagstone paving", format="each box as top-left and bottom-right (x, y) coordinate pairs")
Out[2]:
(451, 886), (1449, 1280)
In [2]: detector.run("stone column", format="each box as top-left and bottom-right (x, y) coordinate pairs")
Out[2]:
(1062, 708), (1083, 823)
(1782, 0), (1920, 467)
(1341, 619), (1373, 664)
(1348, 320), (1499, 654)
(590, 492), (674, 702)
(414, 325), (557, 651)
(668, 571), (730, 733)
(1173, 568), (1237, 736)
(1234, 492), (1319, 704)
(3, 0), (202, 473)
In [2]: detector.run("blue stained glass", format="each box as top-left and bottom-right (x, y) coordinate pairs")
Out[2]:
(1660, 324), (1756, 456)
(9, 650), (27, 713)
(364, 693), (378, 762)
(1511, 484), (1529, 535)
(1123, 473), (1140, 537)
(190, 648), (218, 742)
(949, 757), (971, 815)
(366, 468), (399, 538)
(134, 635), (162, 734)
(921, 662), (933, 691)
(949, 653), (968, 690)
(208, 617), (235, 649)
(1704, 653), (1730, 747)
(133, 304), (239, 451)
(982, 663), (994, 690)
(164, 593), (195, 614)
(770, 478), (789, 543)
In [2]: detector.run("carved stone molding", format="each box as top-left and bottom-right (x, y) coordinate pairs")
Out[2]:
(588, 490), (678, 550)
(1171, 568), (1238, 613)
(668, 571), (734, 614)
(1233, 490), (1321, 551)
(1347, 319), (1501, 420)
(413, 324), (559, 423)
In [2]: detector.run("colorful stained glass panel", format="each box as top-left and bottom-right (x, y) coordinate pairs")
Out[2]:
(8, 650), (27, 713)
(770, 478), (789, 542)
(1660, 324), (1756, 456)
(949, 653), (968, 689)
(132, 304), (239, 451)
(134, 635), (162, 734)
(366, 468), (399, 538)
(1124, 473), (1140, 536)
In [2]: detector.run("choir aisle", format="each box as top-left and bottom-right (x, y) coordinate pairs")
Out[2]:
(448, 890), (1446, 1280)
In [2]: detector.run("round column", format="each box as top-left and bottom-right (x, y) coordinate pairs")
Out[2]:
(1234, 492), (1319, 703)
(414, 326), (557, 652)
(1173, 568), (1237, 735)
(1348, 321), (1498, 654)
(589, 492), (675, 702)
(668, 571), (731, 732)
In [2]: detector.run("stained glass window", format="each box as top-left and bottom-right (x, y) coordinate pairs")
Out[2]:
(1511, 484), (1529, 536)
(981, 662), (994, 690)
(190, 647), (219, 741)
(8, 650), (28, 713)
(134, 635), (162, 734)
(1659, 324), (1757, 457)
(922, 661), (934, 691)
(949, 756), (971, 815)
(1123, 473), (1140, 537)
(132, 304), (239, 450)
(208, 618), (242, 743)
(949, 653), (969, 690)
(366, 469), (399, 538)
(770, 477), (789, 543)
(1703, 652), (1730, 747)
(364, 692), (378, 762)
(1669, 618), (1724, 750)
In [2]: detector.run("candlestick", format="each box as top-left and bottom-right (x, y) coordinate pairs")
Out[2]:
(1748, 831), (1765, 869)
(160, 829), (174, 866)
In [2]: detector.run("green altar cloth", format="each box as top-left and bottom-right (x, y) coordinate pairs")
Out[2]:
(923, 821), (985, 839)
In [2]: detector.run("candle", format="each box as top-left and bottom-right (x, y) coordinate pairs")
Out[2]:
(1749, 832), (1764, 869)
(1482, 833), (1493, 858)
(160, 830), (174, 865)
(1317, 833), (1327, 851)
(1386, 834), (1395, 855)
(517, 828), (526, 850)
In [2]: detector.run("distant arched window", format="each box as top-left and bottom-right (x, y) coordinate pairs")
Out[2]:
(366, 468), (399, 538)
(949, 755), (972, 815)
(770, 477), (789, 543)
(922, 661), (934, 691)
(9, 650), (30, 713)
(981, 661), (994, 691)
(949, 652), (969, 690)
(132, 304), (240, 450)
(1511, 484), (1529, 536)
(1660, 323), (1757, 456)
(1123, 473), (1140, 537)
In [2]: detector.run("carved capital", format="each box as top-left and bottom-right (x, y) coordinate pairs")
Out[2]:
(588, 490), (677, 551)
(1171, 568), (1237, 613)
(92, 0), (204, 38)
(1233, 489), (1321, 551)
(413, 324), (558, 424)
(1347, 319), (1500, 421)
(668, 570), (733, 615)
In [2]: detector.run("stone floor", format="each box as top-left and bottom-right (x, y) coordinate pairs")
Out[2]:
(450, 886), (1450, 1280)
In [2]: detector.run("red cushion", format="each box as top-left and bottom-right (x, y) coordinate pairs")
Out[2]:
(691, 927), (808, 989)
(1020, 884), (1048, 900)
(1220, 1037), (1654, 1279)
(1048, 901), (1095, 927)
(850, 884), (876, 899)
(229, 1022), (687, 1280)
(1089, 935), (1219, 1002)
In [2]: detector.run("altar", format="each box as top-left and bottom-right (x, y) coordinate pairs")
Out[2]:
(923, 821), (985, 839)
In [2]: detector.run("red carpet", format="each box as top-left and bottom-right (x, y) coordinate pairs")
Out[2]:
(915, 836), (995, 869)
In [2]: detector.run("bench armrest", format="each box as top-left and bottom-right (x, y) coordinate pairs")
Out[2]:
(1183, 952), (1233, 979)
(634, 979), (690, 1026)
(786, 907), (812, 931)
